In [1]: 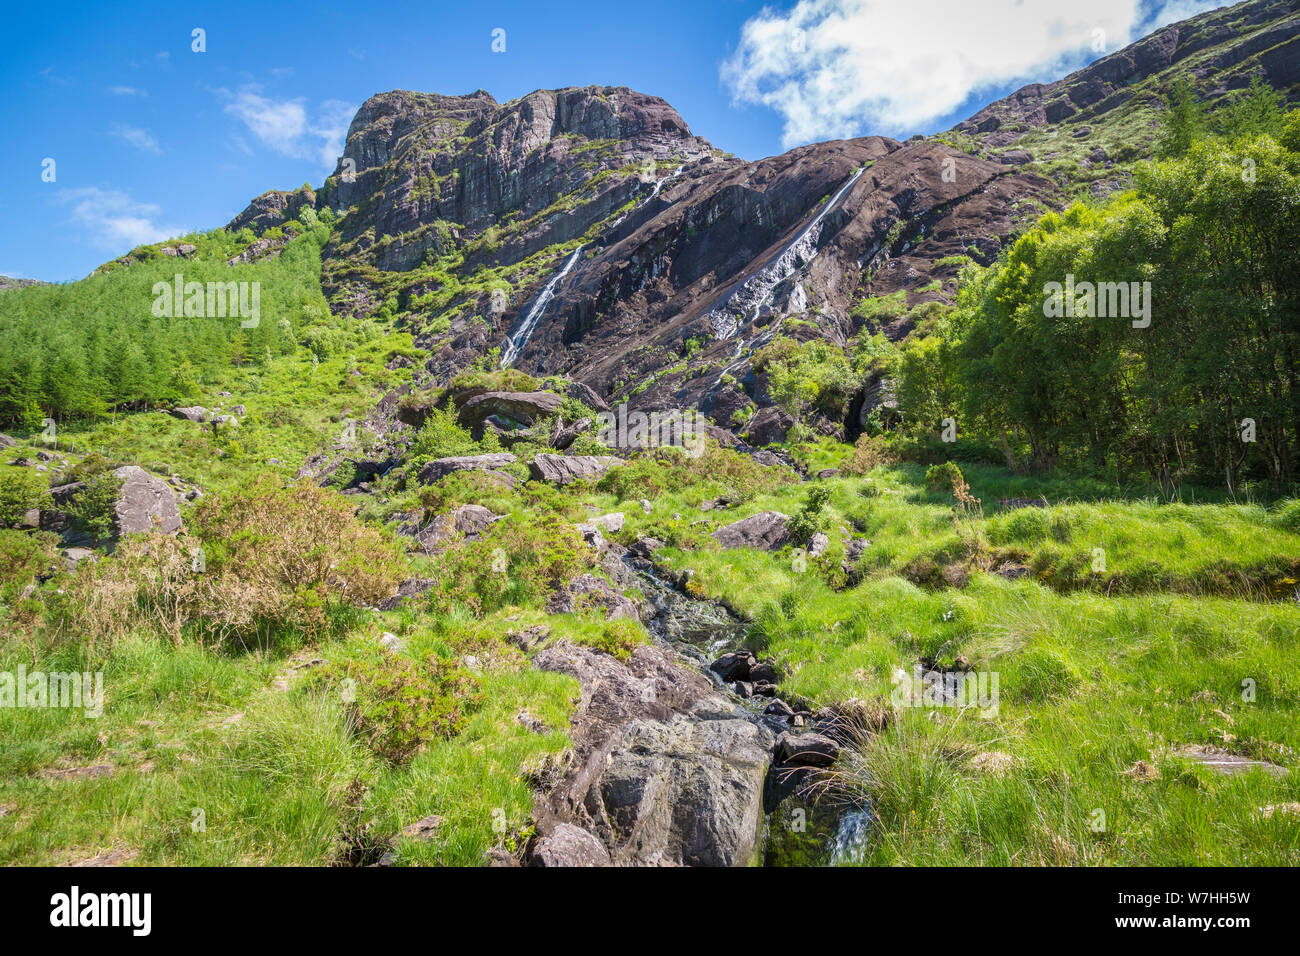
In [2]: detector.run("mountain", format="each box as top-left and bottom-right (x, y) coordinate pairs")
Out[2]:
(218, 0), (1299, 442)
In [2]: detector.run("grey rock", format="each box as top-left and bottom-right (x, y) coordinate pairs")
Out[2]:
(808, 532), (829, 557)
(713, 511), (792, 551)
(170, 406), (209, 422)
(111, 466), (183, 535)
(532, 641), (773, 867)
(458, 391), (563, 432)
(529, 823), (612, 867)
(529, 453), (624, 486)
(546, 573), (639, 621)
(775, 731), (840, 767)
(416, 453), (517, 484)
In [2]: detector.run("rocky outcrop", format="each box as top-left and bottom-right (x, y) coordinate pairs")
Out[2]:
(545, 573), (639, 620)
(112, 466), (183, 535)
(457, 391), (563, 432)
(416, 453), (517, 484)
(529, 640), (773, 867)
(712, 511), (791, 551)
(170, 406), (209, 422)
(398, 503), (500, 553)
(529, 453), (624, 486)
(226, 185), (316, 235)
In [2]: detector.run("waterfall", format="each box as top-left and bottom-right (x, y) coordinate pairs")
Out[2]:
(499, 246), (584, 368)
(703, 166), (865, 340)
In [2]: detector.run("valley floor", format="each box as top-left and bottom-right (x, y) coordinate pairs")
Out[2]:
(2, 419), (1298, 866)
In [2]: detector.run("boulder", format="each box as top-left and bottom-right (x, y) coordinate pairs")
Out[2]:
(170, 406), (209, 422)
(0, 433), (16, 448)
(775, 731), (840, 767)
(457, 391), (563, 432)
(744, 406), (793, 446)
(416, 453), (517, 484)
(581, 512), (624, 534)
(808, 532), (829, 557)
(712, 511), (792, 551)
(529, 454), (624, 486)
(552, 417), (592, 450)
(529, 824), (612, 868)
(567, 381), (610, 413)
(546, 573), (639, 621)
(531, 641), (773, 867)
(401, 504), (501, 554)
(111, 465), (183, 535)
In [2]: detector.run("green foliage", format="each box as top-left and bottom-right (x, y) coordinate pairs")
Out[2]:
(406, 407), (479, 471)
(754, 337), (859, 423)
(0, 469), (52, 527)
(66, 470), (123, 545)
(0, 225), (332, 426)
(317, 652), (482, 765)
(1156, 78), (1205, 158)
(787, 483), (832, 542)
(925, 461), (964, 493)
(1218, 77), (1287, 141)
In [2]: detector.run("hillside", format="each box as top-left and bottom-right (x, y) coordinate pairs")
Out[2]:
(2, 0), (1299, 872)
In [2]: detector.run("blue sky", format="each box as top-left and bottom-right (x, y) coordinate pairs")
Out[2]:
(1, 0), (1223, 282)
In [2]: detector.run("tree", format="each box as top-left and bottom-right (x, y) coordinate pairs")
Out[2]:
(1157, 79), (1204, 158)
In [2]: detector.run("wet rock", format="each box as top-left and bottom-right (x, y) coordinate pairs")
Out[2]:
(531, 641), (773, 867)
(710, 651), (756, 682)
(416, 453), (517, 484)
(546, 573), (639, 620)
(764, 699), (795, 719)
(712, 511), (791, 551)
(775, 731), (840, 767)
(529, 453), (624, 486)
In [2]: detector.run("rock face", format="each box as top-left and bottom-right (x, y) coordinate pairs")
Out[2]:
(713, 511), (792, 551)
(529, 454), (623, 486)
(457, 391), (563, 431)
(416, 453), (517, 484)
(226, 185), (316, 234)
(112, 466), (183, 535)
(399, 504), (500, 553)
(529, 641), (773, 867)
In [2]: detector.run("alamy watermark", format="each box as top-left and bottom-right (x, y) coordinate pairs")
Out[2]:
(891, 664), (999, 718)
(1, 665), (103, 717)
(1042, 273), (1151, 328)
(152, 274), (260, 328)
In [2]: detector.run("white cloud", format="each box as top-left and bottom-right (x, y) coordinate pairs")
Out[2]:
(109, 85), (146, 96)
(222, 87), (355, 168)
(111, 124), (162, 154)
(722, 0), (1225, 146)
(57, 187), (185, 251)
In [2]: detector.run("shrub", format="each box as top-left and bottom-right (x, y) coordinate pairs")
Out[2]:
(925, 461), (964, 493)
(788, 484), (832, 543)
(0, 468), (52, 528)
(59, 481), (405, 649)
(66, 471), (124, 545)
(842, 434), (897, 475)
(406, 406), (479, 471)
(316, 652), (482, 765)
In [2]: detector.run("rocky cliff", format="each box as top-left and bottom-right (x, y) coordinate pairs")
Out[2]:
(223, 0), (1300, 440)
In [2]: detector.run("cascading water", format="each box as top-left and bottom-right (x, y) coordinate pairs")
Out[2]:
(497, 167), (687, 369)
(500, 246), (584, 368)
(702, 167), (866, 390)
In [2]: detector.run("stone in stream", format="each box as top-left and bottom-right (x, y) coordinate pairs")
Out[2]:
(775, 731), (841, 767)
(710, 651), (756, 682)
(529, 640), (773, 867)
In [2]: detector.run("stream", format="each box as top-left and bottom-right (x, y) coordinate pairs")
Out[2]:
(625, 552), (872, 866)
